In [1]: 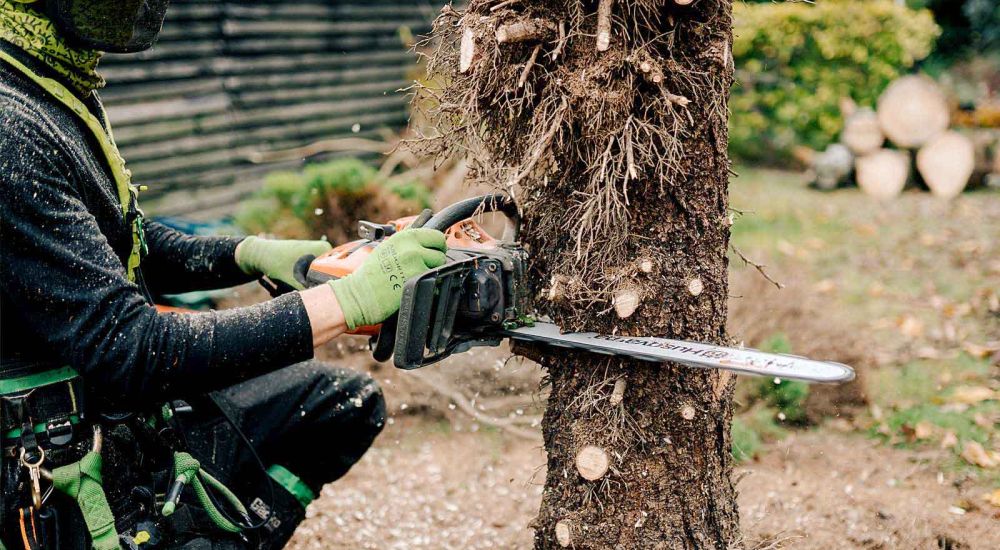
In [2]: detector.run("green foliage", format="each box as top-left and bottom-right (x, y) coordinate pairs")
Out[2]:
(731, 0), (940, 162)
(235, 158), (430, 240)
(753, 333), (810, 425)
(730, 417), (761, 462)
(732, 406), (790, 462)
(907, 0), (1000, 61)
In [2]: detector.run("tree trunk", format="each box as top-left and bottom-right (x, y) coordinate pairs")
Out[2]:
(419, 1), (738, 547)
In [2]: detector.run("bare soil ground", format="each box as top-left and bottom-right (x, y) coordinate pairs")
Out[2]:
(287, 419), (999, 550)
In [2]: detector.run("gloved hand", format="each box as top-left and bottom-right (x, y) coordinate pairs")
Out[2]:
(329, 228), (447, 329)
(236, 236), (333, 290)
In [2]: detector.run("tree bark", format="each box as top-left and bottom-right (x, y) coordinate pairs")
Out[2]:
(419, 1), (738, 546)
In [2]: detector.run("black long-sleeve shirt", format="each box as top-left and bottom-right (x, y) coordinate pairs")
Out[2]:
(0, 43), (314, 408)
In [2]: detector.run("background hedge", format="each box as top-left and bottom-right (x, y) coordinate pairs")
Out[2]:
(731, 0), (940, 163)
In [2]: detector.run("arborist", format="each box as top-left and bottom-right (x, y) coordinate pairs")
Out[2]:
(0, 1), (448, 548)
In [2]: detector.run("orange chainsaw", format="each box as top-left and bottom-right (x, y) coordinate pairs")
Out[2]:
(274, 195), (854, 383)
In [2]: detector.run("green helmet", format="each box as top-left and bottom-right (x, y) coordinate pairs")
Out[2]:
(41, 0), (170, 53)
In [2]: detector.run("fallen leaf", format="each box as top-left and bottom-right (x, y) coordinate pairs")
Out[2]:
(898, 316), (924, 338)
(972, 413), (994, 429)
(917, 346), (942, 360)
(963, 342), (1000, 359)
(914, 421), (935, 440)
(814, 279), (836, 293)
(982, 488), (1000, 508)
(950, 386), (997, 405)
(960, 441), (999, 469)
(855, 223), (877, 237)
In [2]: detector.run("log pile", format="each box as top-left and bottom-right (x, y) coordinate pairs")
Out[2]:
(809, 75), (1000, 200)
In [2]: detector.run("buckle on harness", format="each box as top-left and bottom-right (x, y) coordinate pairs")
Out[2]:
(45, 417), (74, 447)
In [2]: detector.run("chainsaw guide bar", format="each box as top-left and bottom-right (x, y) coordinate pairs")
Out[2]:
(505, 322), (855, 383)
(304, 194), (856, 385)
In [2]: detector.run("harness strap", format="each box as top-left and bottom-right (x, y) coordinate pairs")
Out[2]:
(0, 48), (145, 282)
(50, 452), (119, 550)
(266, 465), (315, 509)
(162, 452), (247, 534)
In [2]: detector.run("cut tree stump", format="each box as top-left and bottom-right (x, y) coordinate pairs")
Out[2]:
(841, 107), (884, 155)
(916, 131), (975, 199)
(877, 75), (950, 149)
(855, 149), (910, 200)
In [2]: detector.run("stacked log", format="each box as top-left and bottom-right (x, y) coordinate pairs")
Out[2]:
(916, 131), (976, 199)
(812, 74), (997, 200)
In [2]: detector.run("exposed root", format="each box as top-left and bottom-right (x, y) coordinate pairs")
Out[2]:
(412, 371), (541, 440)
(411, 0), (734, 327)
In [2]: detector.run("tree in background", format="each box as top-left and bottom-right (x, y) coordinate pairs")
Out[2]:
(417, 0), (738, 547)
(907, 0), (1000, 61)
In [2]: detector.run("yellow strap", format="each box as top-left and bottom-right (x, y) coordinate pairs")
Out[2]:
(0, 48), (143, 281)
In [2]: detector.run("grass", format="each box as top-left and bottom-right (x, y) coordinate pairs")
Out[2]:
(727, 168), (999, 475)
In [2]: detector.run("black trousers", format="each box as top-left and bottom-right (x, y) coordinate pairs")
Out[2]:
(1, 361), (385, 550)
(174, 360), (386, 549)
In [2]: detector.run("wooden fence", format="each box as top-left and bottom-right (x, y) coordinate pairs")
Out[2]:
(103, 0), (436, 218)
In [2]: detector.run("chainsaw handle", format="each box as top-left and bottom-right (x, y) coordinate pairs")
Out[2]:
(423, 194), (519, 236)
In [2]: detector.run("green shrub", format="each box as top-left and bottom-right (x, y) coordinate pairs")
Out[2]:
(731, 0), (940, 162)
(753, 333), (810, 425)
(235, 158), (430, 242)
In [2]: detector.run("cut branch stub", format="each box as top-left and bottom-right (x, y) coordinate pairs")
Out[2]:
(495, 18), (557, 44)
(596, 0), (614, 52)
(613, 286), (641, 319)
(460, 27), (476, 73)
(631, 51), (664, 85)
(555, 520), (573, 547)
(609, 378), (627, 406)
(687, 277), (704, 296)
(575, 445), (610, 481)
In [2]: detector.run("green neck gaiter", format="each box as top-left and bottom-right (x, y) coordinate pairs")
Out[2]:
(0, 0), (104, 96)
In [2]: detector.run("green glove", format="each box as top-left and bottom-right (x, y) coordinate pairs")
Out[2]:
(329, 228), (447, 329)
(236, 236), (332, 290)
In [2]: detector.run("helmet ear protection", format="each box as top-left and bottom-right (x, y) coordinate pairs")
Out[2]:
(43, 0), (170, 53)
